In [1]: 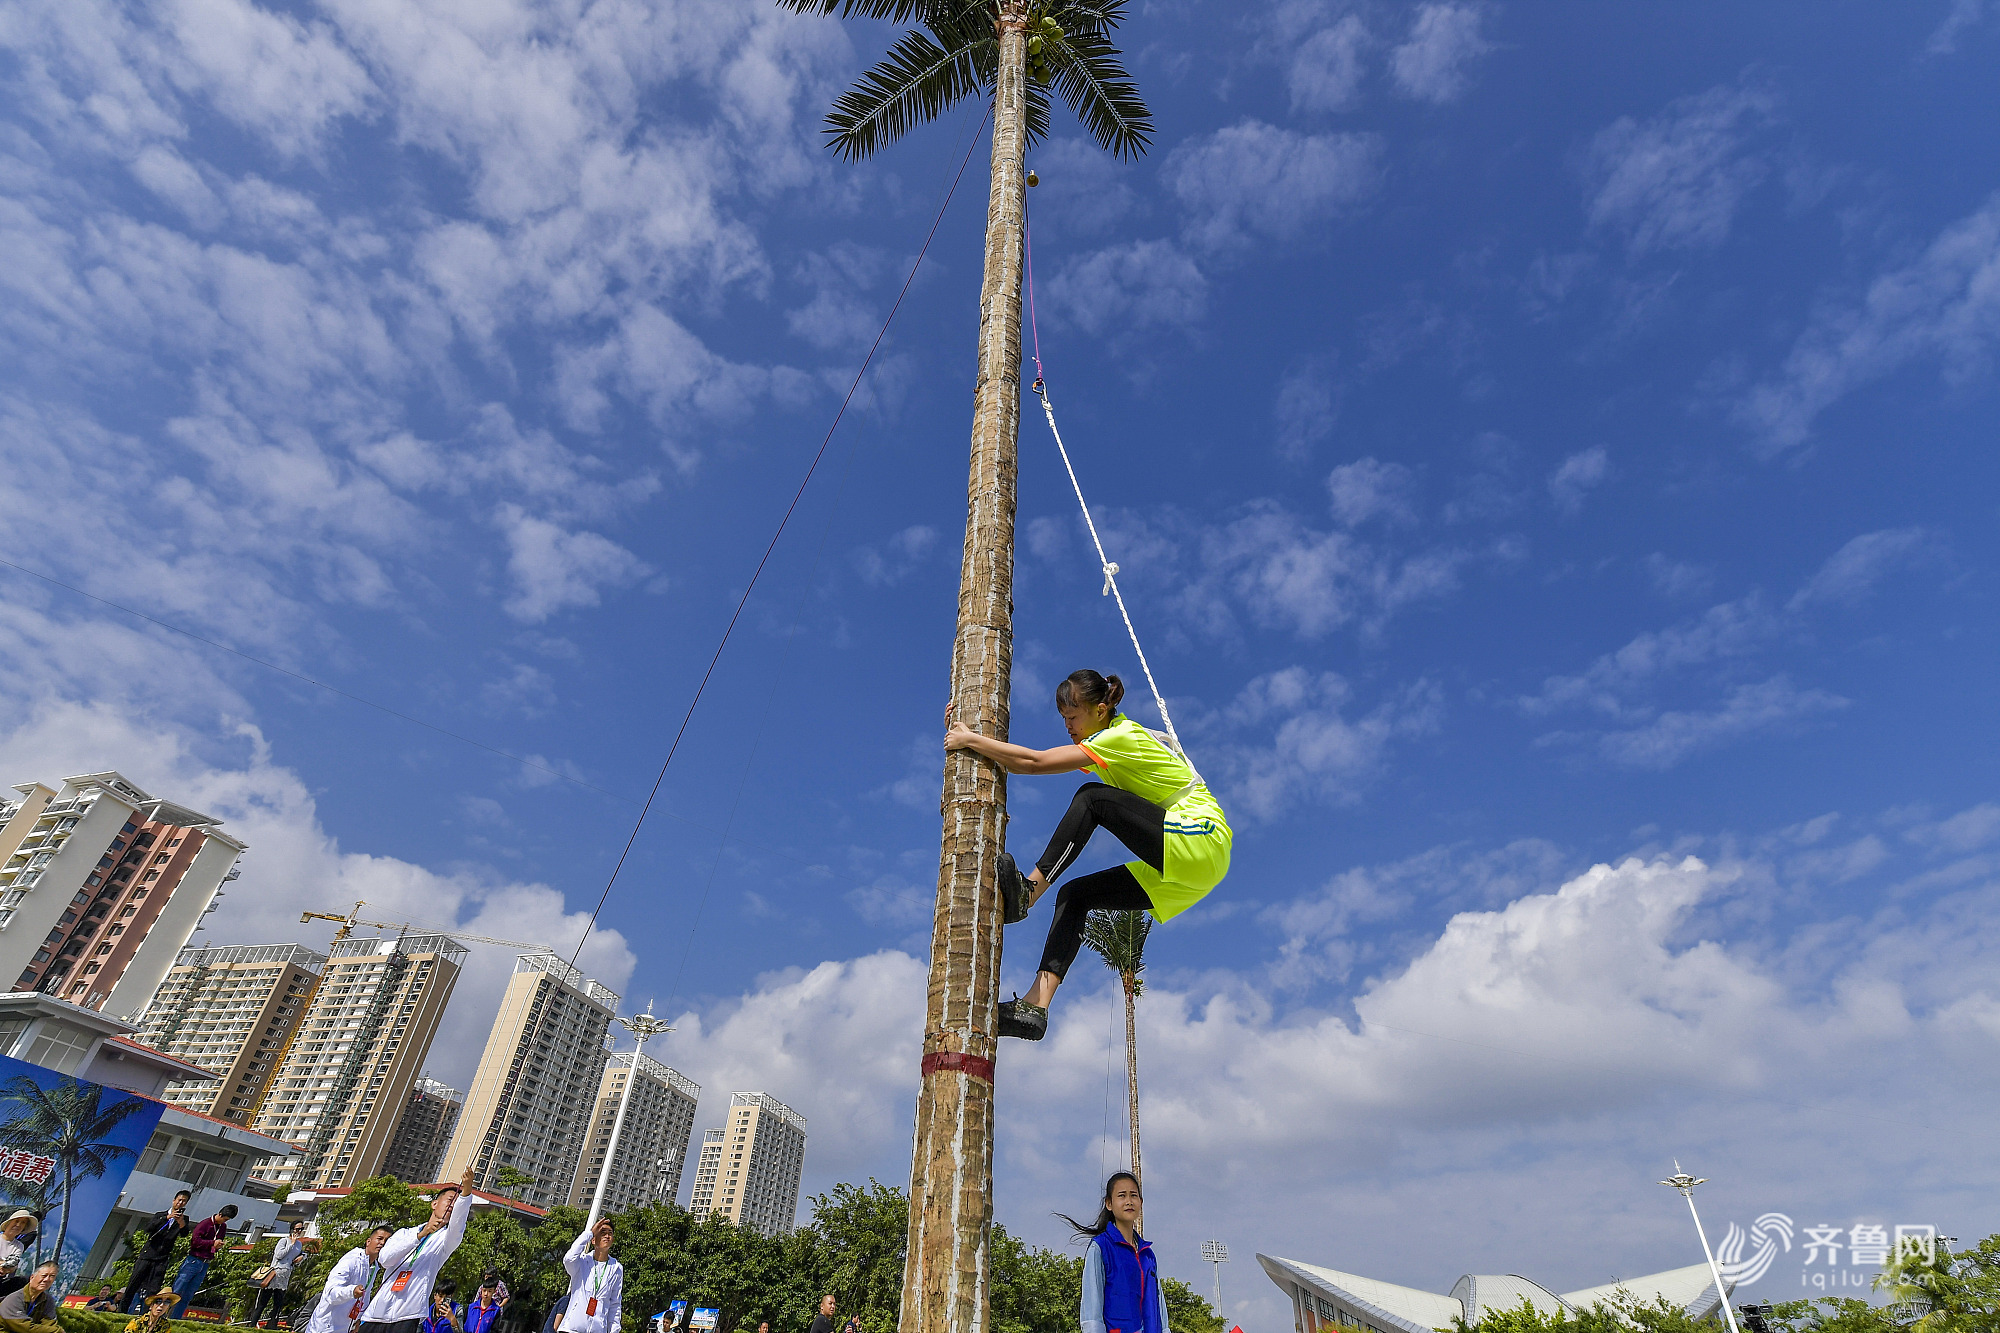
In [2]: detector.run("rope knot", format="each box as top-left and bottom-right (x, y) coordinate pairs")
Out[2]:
(1100, 562), (1119, 596)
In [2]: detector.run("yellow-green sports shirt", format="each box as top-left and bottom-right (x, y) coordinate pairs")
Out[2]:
(1075, 715), (1232, 921)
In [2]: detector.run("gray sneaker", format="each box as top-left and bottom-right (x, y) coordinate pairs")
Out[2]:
(997, 996), (1048, 1041)
(997, 853), (1032, 924)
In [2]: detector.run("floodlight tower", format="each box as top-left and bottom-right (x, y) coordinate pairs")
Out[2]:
(1202, 1240), (1228, 1323)
(1660, 1163), (1743, 1333)
(586, 1002), (675, 1229)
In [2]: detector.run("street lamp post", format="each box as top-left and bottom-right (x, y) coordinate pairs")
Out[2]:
(1660, 1164), (1742, 1333)
(586, 1003), (674, 1230)
(1201, 1241), (1228, 1324)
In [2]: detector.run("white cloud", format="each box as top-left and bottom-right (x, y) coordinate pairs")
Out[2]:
(606, 826), (2000, 1325)
(1274, 355), (1340, 461)
(1168, 121), (1382, 253)
(1583, 80), (1779, 255)
(1787, 527), (1934, 610)
(1546, 445), (1609, 514)
(154, 0), (375, 157)
(1181, 501), (1470, 639)
(1042, 239), (1209, 338)
(1643, 552), (1714, 601)
(1215, 668), (1442, 818)
(1735, 194), (2000, 454)
(1585, 675), (1849, 769)
(853, 524), (940, 587)
(1926, 0), (1993, 55)
(496, 503), (649, 622)
(0, 695), (635, 1083)
(1522, 526), (1941, 766)
(1326, 457), (1417, 526)
(1289, 13), (1372, 113)
(1388, 3), (1492, 104)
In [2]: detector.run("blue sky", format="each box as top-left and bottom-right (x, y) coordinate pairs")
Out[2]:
(4, 0), (1999, 1323)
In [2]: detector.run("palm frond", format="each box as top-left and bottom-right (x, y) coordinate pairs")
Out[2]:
(1042, 24), (1152, 158)
(827, 26), (989, 159)
(775, 0), (988, 22)
(1082, 908), (1152, 985)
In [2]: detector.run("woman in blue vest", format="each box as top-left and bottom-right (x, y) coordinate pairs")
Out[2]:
(1061, 1172), (1168, 1333)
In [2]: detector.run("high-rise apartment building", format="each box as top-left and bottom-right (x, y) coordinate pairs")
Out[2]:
(686, 1092), (806, 1236)
(251, 934), (464, 1189)
(381, 1075), (463, 1184)
(133, 943), (326, 1123)
(0, 773), (247, 1014)
(566, 1051), (700, 1213)
(438, 953), (617, 1210)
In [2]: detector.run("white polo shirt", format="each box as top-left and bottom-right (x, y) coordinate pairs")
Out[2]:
(555, 1230), (622, 1333)
(361, 1191), (472, 1325)
(306, 1247), (377, 1333)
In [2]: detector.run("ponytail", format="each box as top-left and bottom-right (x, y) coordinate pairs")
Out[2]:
(1055, 1171), (1140, 1240)
(1055, 670), (1124, 712)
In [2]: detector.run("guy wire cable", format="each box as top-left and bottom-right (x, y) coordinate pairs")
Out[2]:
(463, 107), (990, 1193)
(657, 97), (993, 1018)
(559, 102), (992, 976)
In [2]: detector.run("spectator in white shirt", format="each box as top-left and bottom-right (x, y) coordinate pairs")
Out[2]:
(556, 1222), (621, 1333)
(359, 1168), (477, 1333)
(306, 1227), (393, 1333)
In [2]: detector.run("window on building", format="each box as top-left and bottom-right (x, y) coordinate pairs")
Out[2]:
(25, 1022), (94, 1074)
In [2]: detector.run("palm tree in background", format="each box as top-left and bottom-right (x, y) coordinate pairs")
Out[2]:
(1082, 909), (1151, 1198)
(0, 1075), (146, 1282)
(772, 5), (1149, 1333)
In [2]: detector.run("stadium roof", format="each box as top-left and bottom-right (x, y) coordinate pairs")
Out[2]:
(1260, 1253), (1732, 1331)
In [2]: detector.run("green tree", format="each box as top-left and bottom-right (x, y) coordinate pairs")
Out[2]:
(989, 1225), (1079, 1333)
(0, 1074), (148, 1281)
(1082, 909), (1152, 1194)
(1160, 1276), (1224, 1333)
(494, 1166), (538, 1199)
(769, 6), (1151, 1331)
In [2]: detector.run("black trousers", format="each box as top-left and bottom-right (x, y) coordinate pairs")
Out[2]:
(1033, 783), (1162, 981)
(125, 1261), (171, 1313)
(360, 1320), (423, 1333)
(251, 1284), (292, 1325)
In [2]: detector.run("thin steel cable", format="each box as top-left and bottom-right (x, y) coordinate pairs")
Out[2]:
(659, 100), (992, 1016)
(564, 103), (994, 973)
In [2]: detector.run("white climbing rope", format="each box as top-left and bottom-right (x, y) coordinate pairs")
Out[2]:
(1030, 376), (1195, 773)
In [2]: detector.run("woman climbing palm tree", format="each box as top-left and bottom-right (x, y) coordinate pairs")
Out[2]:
(944, 668), (1231, 1040)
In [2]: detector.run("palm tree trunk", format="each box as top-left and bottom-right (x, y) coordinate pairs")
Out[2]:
(900, 5), (1029, 1333)
(1123, 971), (1141, 1233)
(54, 1161), (71, 1285)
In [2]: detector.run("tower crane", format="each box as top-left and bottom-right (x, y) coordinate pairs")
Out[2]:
(243, 902), (556, 1123)
(297, 901), (549, 952)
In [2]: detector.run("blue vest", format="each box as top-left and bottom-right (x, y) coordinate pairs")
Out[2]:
(1093, 1229), (1162, 1333)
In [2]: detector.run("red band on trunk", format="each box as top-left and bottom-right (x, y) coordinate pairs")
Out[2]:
(921, 1050), (995, 1082)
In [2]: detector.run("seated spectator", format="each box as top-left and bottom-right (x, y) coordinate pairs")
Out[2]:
(125, 1288), (179, 1333)
(0, 1263), (61, 1333)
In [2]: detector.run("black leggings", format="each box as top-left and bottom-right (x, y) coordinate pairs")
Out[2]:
(1033, 783), (1163, 980)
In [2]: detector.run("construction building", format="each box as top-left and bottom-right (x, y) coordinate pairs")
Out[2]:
(382, 1075), (463, 1184)
(686, 1092), (806, 1236)
(133, 943), (326, 1123)
(438, 952), (618, 1210)
(250, 934), (465, 1189)
(1260, 1253), (1735, 1333)
(0, 773), (247, 1013)
(567, 1050), (700, 1212)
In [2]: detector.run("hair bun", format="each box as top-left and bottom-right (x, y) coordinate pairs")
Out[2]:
(1103, 674), (1125, 706)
